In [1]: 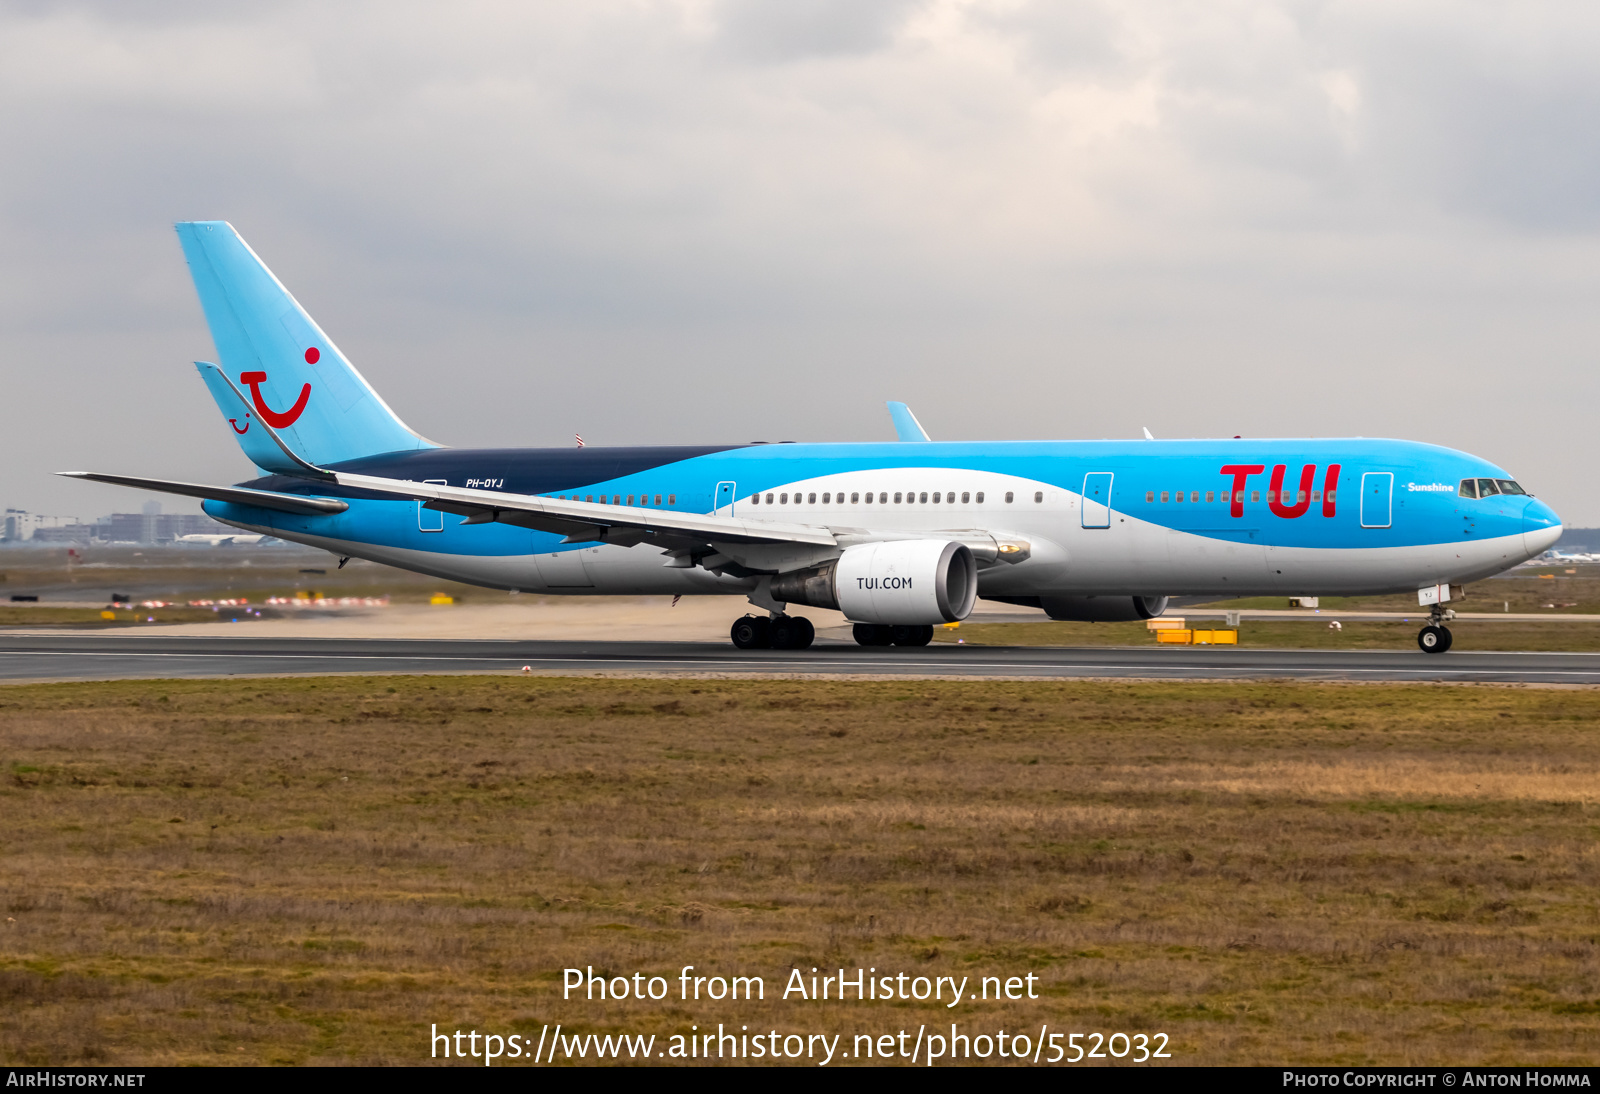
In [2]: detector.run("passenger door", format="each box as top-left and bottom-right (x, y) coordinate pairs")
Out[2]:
(1081, 472), (1113, 529)
(1360, 472), (1393, 529)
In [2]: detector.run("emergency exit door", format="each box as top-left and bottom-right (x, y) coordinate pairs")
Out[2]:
(715, 481), (737, 516)
(1082, 472), (1113, 529)
(417, 479), (446, 532)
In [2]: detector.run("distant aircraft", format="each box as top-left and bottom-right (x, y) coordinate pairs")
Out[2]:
(63, 223), (1563, 654)
(1539, 549), (1595, 564)
(173, 533), (273, 546)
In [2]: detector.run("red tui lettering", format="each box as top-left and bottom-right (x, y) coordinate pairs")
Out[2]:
(1269, 464), (1316, 518)
(1220, 465), (1265, 518)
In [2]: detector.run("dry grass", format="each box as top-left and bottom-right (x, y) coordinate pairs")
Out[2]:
(3, 676), (1600, 1066)
(1194, 563), (1600, 615)
(0, 546), (490, 606)
(939, 619), (1600, 650)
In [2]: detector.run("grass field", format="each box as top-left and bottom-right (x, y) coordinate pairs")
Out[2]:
(1193, 564), (1600, 616)
(2, 676), (1598, 1066)
(0, 546), (490, 607)
(937, 619), (1600, 651)
(933, 563), (1600, 650)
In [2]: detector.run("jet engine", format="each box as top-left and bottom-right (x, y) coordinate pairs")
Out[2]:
(1037, 595), (1169, 622)
(768, 540), (977, 625)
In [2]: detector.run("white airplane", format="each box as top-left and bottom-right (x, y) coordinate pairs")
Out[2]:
(64, 222), (1565, 655)
(174, 533), (274, 546)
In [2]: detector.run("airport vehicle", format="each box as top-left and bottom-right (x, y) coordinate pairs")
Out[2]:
(64, 223), (1563, 653)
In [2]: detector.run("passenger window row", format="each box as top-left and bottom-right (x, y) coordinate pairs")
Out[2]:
(1458, 478), (1526, 499)
(750, 490), (990, 506)
(1146, 490), (1332, 504)
(553, 494), (676, 506)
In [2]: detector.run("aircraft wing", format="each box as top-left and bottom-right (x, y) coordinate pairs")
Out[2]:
(56, 472), (349, 516)
(330, 472), (838, 549)
(64, 382), (836, 554)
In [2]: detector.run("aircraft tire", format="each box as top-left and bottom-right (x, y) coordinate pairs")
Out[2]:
(770, 615), (815, 651)
(891, 625), (934, 647)
(1418, 625), (1451, 654)
(853, 623), (894, 647)
(731, 615), (772, 650)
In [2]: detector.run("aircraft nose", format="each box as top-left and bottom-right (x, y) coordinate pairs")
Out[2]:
(1522, 498), (1562, 557)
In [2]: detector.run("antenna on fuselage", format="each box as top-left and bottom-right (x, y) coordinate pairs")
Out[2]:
(886, 402), (931, 442)
(1142, 427), (1156, 440)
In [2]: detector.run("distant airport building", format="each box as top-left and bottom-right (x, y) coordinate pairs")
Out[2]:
(3, 504), (234, 544)
(3, 509), (80, 542)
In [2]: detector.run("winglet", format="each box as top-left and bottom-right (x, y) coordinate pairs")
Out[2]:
(1142, 427), (1155, 440)
(199, 363), (334, 482)
(887, 402), (931, 442)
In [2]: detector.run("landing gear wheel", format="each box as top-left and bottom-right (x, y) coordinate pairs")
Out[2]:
(1418, 625), (1453, 654)
(853, 623), (894, 647)
(770, 615), (815, 650)
(891, 624), (935, 647)
(731, 615), (771, 650)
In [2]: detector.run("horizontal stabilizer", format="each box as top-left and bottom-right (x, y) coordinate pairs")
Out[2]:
(57, 472), (348, 515)
(887, 402), (931, 442)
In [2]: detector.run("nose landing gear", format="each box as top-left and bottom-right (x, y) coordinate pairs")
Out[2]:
(1417, 605), (1454, 654)
(1417, 625), (1452, 653)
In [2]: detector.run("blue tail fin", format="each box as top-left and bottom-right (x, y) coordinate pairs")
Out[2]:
(176, 221), (437, 468)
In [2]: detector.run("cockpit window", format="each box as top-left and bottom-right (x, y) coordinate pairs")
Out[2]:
(1458, 478), (1478, 499)
(1477, 478), (1500, 496)
(1496, 479), (1526, 496)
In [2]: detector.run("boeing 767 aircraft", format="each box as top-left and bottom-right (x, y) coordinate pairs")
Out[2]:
(64, 222), (1563, 653)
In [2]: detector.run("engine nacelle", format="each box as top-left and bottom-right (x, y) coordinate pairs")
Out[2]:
(1038, 595), (1169, 622)
(768, 540), (978, 625)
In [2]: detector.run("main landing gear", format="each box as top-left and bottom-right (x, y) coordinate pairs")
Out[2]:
(727, 616), (936, 651)
(852, 624), (934, 647)
(731, 614), (815, 650)
(1417, 605), (1454, 654)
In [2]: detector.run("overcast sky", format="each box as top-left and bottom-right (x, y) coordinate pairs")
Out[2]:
(5, 1), (1600, 523)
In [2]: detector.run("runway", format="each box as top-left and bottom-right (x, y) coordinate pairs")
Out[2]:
(5, 633), (1600, 684)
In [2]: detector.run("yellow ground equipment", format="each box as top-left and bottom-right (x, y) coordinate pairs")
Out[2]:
(1148, 618), (1238, 645)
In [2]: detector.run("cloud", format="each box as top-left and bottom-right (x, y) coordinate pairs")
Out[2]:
(715, 0), (920, 62)
(2, 0), (1599, 522)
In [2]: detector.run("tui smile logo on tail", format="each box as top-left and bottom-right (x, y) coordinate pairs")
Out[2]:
(239, 350), (316, 428)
